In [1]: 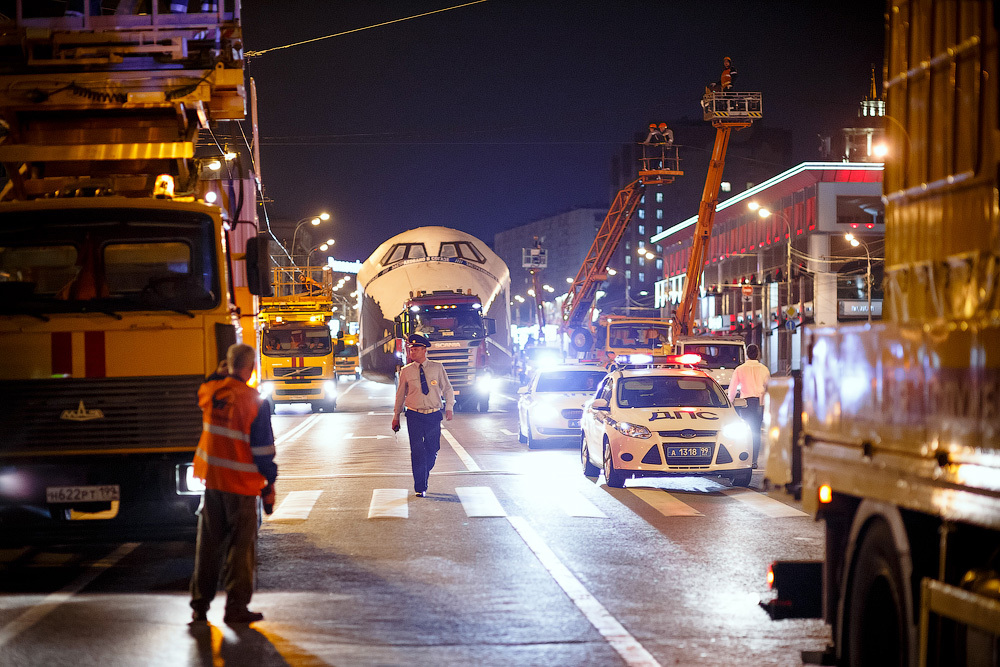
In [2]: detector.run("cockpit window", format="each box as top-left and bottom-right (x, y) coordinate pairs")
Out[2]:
(381, 243), (428, 265)
(438, 242), (485, 263)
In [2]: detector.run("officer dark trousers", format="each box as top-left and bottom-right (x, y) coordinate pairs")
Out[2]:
(744, 397), (763, 466)
(405, 409), (443, 493)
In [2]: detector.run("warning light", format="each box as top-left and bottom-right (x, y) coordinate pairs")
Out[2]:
(767, 564), (775, 588)
(818, 484), (833, 504)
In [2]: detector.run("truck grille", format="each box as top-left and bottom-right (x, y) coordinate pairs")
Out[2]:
(427, 347), (476, 388)
(0, 375), (204, 454)
(273, 367), (322, 377)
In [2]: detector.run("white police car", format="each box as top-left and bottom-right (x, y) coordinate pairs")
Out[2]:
(517, 364), (608, 448)
(580, 356), (753, 487)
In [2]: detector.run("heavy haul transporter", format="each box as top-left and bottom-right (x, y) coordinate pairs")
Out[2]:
(0, 3), (271, 542)
(764, 3), (1000, 665)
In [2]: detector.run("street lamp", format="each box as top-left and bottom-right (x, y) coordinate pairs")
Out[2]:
(291, 212), (331, 261)
(307, 238), (336, 265)
(845, 233), (872, 323)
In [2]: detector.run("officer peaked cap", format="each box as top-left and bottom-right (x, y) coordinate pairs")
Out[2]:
(407, 333), (431, 347)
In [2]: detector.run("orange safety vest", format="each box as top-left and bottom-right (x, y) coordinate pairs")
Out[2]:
(193, 376), (267, 496)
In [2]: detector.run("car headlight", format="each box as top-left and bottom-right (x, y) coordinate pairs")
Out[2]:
(258, 381), (274, 398)
(721, 420), (751, 443)
(176, 464), (206, 495)
(614, 420), (651, 439)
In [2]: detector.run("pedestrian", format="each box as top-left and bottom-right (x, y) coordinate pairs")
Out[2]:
(391, 333), (454, 497)
(727, 343), (770, 468)
(190, 343), (277, 625)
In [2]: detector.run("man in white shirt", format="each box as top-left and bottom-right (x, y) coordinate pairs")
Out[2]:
(727, 344), (770, 467)
(391, 333), (455, 497)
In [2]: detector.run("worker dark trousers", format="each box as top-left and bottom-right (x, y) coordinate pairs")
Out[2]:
(744, 397), (763, 466)
(190, 488), (259, 615)
(405, 409), (443, 493)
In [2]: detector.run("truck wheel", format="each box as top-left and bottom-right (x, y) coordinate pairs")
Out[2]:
(730, 468), (752, 487)
(844, 519), (912, 667)
(581, 434), (600, 476)
(570, 328), (593, 354)
(477, 394), (489, 413)
(603, 441), (626, 488)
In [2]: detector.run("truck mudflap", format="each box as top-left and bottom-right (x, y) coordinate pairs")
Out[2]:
(760, 560), (823, 620)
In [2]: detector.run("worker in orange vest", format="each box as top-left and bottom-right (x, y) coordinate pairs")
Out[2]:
(189, 343), (277, 625)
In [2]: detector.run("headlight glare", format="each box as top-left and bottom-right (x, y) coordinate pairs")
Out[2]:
(721, 420), (752, 442)
(258, 382), (274, 398)
(615, 421), (652, 439)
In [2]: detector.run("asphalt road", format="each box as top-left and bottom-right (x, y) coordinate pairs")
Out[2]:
(0, 378), (829, 666)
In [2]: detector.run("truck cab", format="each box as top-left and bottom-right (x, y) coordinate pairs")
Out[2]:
(672, 335), (746, 391)
(396, 289), (498, 412)
(602, 316), (672, 362)
(335, 333), (360, 380)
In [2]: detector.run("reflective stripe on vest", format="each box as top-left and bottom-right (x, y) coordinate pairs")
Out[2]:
(194, 447), (260, 473)
(203, 422), (251, 442)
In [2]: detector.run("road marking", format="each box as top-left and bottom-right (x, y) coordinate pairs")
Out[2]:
(508, 517), (661, 667)
(629, 488), (703, 517)
(367, 489), (409, 519)
(338, 381), (363, 396)
(367, 411), (394, 416)
(266, 490), (322, 522)
(441, 429), (481, 471)
(554, 490), (608, 518)
(274, 413), (321, 446)
(499, 428), (517, 436)
(496, 393), (518, 402)
(721, 488), (808, 518)
(0, 542), (138, 649)
(456, 486), (506, 517)
(345, 434), (392, 440)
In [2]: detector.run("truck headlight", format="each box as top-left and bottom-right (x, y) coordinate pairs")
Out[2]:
(476, 372), (498, 392)
(176, 464), (206, 495)
(324, 381), (338, 397)
(258, 382), (274, 398)
(614, 421), (651, 439)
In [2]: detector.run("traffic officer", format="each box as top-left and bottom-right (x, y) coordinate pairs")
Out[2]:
(190, 343), (277, 625)
(727, 343), (770, 468)
(391, 333), (454, 497)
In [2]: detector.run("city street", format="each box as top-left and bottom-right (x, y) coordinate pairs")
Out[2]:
(0, 379), (828, 666)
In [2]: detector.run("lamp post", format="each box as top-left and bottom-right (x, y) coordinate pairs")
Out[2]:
(307, 238), (335, 266)
(845, 233), (872, 323)
(290, 212), (331, 262)
(749, 203), (793, 311)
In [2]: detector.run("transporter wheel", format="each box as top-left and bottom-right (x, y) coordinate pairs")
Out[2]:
(581, 434), (600, 477)
(603, 440), (626, 488)
(730, 468), (752, 487)
(477, 394), (489, 413)
(844, 518), (912, 667)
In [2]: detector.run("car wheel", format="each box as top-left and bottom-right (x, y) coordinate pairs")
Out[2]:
(603, 441), (626, 488)
(526, 418), (540, 449)
(518, 417), (527, 443)
(581, 434), (600, 477)
(730, 468), (752, 487)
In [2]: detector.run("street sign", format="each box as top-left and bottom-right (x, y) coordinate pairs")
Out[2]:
(741, 284), (753, 296)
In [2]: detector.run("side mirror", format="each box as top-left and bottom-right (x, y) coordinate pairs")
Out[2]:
(244, 235), (272, 297)
(592, 398), (610, 411)
(484, 317), (497, 335)
(393, 321), (404, 338)
(517, 386), (529, 395)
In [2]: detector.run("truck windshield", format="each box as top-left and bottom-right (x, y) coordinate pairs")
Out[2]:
(411, 303), (484, 339)
(262, 326), (332, 357)
(336, 344), (359, 358)
(682, 343), (744, 368)
(0, 207), (219, 316)
(608, 323), (671, 349)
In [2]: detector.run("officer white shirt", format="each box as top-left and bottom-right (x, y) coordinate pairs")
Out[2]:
(727, 359), (771, 401)
(393, 358), (455, 417)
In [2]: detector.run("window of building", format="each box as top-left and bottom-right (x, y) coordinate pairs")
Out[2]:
(639, 272), (645, 282)
(638, 209), (645, 219)
(626, 270), (631, 279)
(638, 240), (644, 248)
(656, 226), (662, 234)
(656, 259), (663, 269)
(626, 255), (631, 265)
(656, 192), (663, 203)
(656, 209), (663, 219)
(640, 195), (645, 204)
(655, 245), (661, 252)
(625, 241), (630, 250)
(638, 257), (645, 267)
(638, 224), (645, 235)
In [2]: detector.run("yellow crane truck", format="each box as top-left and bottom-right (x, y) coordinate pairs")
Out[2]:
(0, 3), (271, 542)
(763, 3), (1000, 665)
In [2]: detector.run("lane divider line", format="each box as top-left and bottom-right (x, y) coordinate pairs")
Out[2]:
(0, 542), (139, 649)
(629, 488), (703, 517)
(455, 486), (506, 517)
(720, 488), (808, 518)
(266, 490), (323, 522)
(367, 489), (409, 519)
(274, 414), (321, 446)
(441, 429), (480, 472)
(507, 517), (662, 667)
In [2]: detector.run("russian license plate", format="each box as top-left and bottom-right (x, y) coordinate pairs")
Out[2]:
(568, 420), (581, 428)
(666, 446), (711, 458)
(46, 485), (120, 504)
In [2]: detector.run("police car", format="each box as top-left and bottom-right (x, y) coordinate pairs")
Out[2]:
(517, 364), (608, 448)
(580, 355), (753, 487)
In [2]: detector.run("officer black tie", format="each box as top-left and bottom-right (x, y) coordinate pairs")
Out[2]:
(419, 364), (429, 395)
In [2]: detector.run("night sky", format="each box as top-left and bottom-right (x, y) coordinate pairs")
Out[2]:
(240, 1), (885, 262)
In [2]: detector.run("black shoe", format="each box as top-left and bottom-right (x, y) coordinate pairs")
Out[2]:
(415, 491), (425, 497)
(224, 609), (264, 624)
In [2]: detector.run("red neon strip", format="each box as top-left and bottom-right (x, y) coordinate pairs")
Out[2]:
(52, 332), (72, 376)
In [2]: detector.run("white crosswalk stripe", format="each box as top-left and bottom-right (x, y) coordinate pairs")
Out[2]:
(629, 488), (703, 517)
(266, 490), (323, 521)
(456, 486), (507, 517)
(721, 487), (809, 517)
(368, 489), (409, 519)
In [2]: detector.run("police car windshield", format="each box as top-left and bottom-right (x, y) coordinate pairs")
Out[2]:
(535, 370), (607, 393)
(616, 376), (728, 409)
